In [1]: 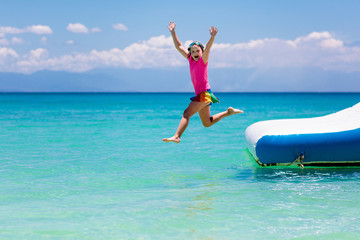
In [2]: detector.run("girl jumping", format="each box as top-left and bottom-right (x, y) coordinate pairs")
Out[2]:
(163, 21), (243, 143)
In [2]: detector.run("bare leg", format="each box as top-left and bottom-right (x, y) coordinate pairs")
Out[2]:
(199, 106), (243, 127)
(163, 101), (209, 143)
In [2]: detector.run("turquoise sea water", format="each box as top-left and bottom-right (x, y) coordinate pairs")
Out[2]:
(1, 93), (360, 240)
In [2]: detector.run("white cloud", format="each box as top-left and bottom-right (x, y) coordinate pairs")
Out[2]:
(210, 31), (359, 72)
(0, 38), (9, 45)
(41, 36), (47, 44)
(30, 48), (48, 59)
(66, 40), (74, 45)
(11, 37), (23, 45)
(0, 47), (18, 58)
(17, 48), (48, 67)
(66, 23), (89, 34)
(26, 25), (53, 34)
(0, 47), (19, 69)
(66, 23), (101, 34)
(0, 32), (360, 74)
(0, 37), (23, 45)
(320, 38), (343, 48)
(91, 27), (101, 33)
(0, 26), (24, 35)
(113, 23), (128, 31)
(0, 25), (53, 36)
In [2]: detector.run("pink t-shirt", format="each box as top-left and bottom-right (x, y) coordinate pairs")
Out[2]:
(188, 55), (211, 95)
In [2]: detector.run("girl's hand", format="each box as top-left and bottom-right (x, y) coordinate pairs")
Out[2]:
(209, 26), (218, 37)
(168, 21), (176, 33)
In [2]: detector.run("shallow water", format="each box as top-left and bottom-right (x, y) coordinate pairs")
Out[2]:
(0, 93), (360, 239)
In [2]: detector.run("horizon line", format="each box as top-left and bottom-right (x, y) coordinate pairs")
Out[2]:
(1, 91), (360, 94)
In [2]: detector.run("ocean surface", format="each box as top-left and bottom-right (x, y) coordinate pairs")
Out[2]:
(1, 92), (360, 240)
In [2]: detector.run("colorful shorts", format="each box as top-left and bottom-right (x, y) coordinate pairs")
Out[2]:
(190, 89), (220, 105)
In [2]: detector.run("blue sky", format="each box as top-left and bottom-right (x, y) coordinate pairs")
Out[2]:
(1, 0), (360, 91)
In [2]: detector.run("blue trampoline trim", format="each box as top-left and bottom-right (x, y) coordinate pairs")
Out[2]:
(255, 127), (360, 165)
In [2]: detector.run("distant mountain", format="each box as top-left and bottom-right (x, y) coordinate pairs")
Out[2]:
(208, 67), (360, 92)
(0, 68), (191, 92)
(0, 71), (130, 92)
(1, 67), (360, 92)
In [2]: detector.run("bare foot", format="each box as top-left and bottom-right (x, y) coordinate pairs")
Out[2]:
(162, 136), (181, 143)
(227, 107), (244, 115)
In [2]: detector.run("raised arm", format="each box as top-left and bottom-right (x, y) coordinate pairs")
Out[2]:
(168, 21), (188, 59)
(202, 26), (218, 64)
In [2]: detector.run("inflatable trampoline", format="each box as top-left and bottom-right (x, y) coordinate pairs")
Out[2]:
(245, 103), (360, 167)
